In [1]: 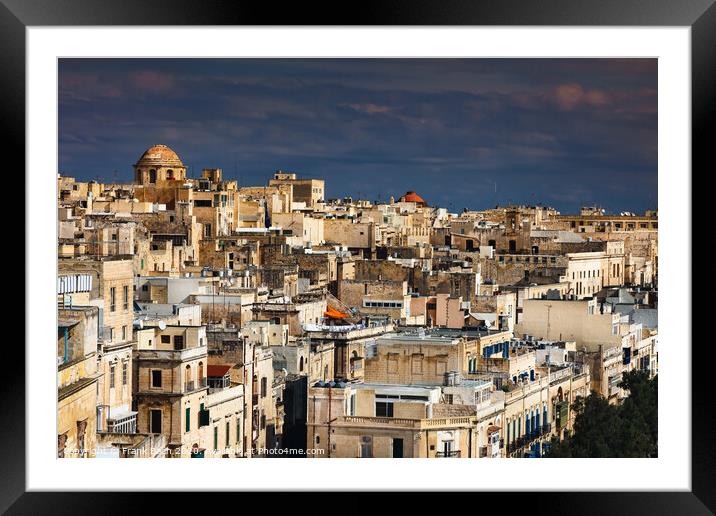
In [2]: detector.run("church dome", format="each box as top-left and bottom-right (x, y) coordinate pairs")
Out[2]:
(135, 144), (184, 168)
(401, 191), (427, 205)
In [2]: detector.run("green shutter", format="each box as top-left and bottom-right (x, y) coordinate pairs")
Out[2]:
(185, 407), (190, 432)
(198, 404), (210, 427)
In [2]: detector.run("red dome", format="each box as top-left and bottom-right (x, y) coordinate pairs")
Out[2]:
(401, 191), (426, 205)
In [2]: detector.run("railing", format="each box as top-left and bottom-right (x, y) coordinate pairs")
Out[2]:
(508, 438), (526, 454)
(420, 417), (474, 428)
(507, 425), (553, 454)
(184, 378), (208, 393)
(436, 450), (461, 458)
(343, 416), (418, 428)
(549, 366), (573, 384)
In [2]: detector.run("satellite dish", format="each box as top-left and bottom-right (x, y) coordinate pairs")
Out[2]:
(158, 321), (167, 330)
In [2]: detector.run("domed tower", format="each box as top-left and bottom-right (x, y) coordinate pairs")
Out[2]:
(399, 191), (427, 207)
(134, 144), (187, 185)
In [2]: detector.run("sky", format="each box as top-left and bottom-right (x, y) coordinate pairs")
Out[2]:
(58, 58), (657, 214)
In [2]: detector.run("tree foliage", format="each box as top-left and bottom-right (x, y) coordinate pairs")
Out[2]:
(546, 370), (657, 458)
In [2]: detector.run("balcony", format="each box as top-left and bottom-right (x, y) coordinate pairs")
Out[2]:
(507, 426), (552, 454)
(436, 450), (461, 458)
(184, 378), (208, 393)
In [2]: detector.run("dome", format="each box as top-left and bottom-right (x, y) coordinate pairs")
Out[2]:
(135, 144), (184, 168)
(401, 191), (426, 205)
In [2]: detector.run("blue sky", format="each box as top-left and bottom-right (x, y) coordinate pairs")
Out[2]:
(58, 58), (657, 214)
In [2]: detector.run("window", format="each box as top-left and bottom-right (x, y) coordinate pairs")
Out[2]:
(161, 335), (171, 344)
(260, 377), (267, 397)
(123, 285), (129, 310)
(375, 402), (394, 417)
(260, 414), (266, 430)
(236, 419), (241, 444)
(174, 335), (184, 349)
(122, 361), (128, 385)
(76, 420), (87, 457)
(185, 407), (191, 432)
(110, 287), (116, 312)
(360, 442), (373, 458)
(57, 433), (67, 458)
(204, 224), (212, 238)
(151, 370), (162, 388)
(214, 426), (218, 451)
(392, 438), (404, 458)
(198, 403), (210, 427)
(226, 421), (230, 447)
(122, 325), (127, 341)
(349, 393), (356, 416)
(150, 409), (162, 434)
(109, 364), (116, 389)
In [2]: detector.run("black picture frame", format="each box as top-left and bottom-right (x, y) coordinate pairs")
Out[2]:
(5, 0), (709, 512)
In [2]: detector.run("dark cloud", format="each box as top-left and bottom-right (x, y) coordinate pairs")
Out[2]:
(58, 58), (657, 213)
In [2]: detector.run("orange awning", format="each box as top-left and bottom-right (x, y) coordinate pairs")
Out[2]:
(324, 307), (349, 319)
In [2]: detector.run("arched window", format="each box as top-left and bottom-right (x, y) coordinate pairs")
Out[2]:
(185, 365), (192, 391)
(198, 361), (204, 387)
(149, 169), (157, 183)
(299, 356), (304, 372)
(166, 169), (174, 180)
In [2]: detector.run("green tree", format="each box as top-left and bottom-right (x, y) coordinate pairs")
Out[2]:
(545, 371), (657, 458)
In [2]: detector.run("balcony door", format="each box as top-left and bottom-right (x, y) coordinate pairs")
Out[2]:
(443, 440), (453, 457)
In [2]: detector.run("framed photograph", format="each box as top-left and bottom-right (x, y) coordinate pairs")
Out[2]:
(7, 0), (709, 511)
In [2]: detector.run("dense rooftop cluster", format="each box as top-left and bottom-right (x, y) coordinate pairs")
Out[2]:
(56, 144), (658, 459)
